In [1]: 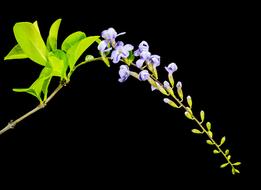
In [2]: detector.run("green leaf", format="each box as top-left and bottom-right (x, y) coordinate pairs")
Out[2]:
(213, 149), (219, 154)
(186, 95), (192, 108)
(126, 51), (135, 66)
(191, 129), (202, 134)
(13, 22), (48, 66)
(231, 168), (235, 174)
(225, 149), (229, 155)
(220, 136), (226, 146)
(47, 18), (62, 51)
(233, 162), (241, 166)
(4, 44), (28, 60)
(220, 163), (229, 168)
(47, 49), (68, 78)
(101, 55), (110, 67)
(206, 140), (214, 145)
(206, 122), (211, 131)
(13, 76), (46, 102)
(200, 110), (205, 122)
(184, 111), (193, 120)
(67, 36), (100, 69)
(85, 55), (94, 62)
(61, 31), (86, 52)
(39, 67), (53, 100)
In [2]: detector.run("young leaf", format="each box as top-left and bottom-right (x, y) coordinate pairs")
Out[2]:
(233, 162), (241, 166)
(213, 149), (219, 154)
(206, 140), (214, 145)
(191, 129), (202, 134)
(4, 44), (28, 60)
(47, 50), (68, 78)
(184, 111), (193, 120)
(13, 76), (46, 103)
(220, 136), (226, 146)
(200, 110), (205, 122)
(206, 122), (211, 131)
(225, 149), (229, 155)
(13, 22), (48, 66)
(220, 163), (229, 168)
(186, 95), (192, 108)
(47, 18), (62, 51)
(61, 31), (86, 52)
(67, 36), (100, 69)
(39, 67), (53, 100)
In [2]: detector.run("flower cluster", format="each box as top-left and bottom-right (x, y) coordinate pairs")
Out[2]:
(97, 27), (241, 175)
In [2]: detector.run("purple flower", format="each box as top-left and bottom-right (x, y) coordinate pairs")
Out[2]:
(134, 41), (149, 56)
(118, 65), (130, 83)
(138, 70), (150, 81)
(163, 81), (171, 89)
(176, 81), (182, 88)
(98, 27), (126, 52)
(165, 63), (178, 74)
(111, 41), (134, 64)
(150, 55), (160, 67)
(136, 51), (151, 68)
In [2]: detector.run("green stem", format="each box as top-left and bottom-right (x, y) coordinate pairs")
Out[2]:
(68, 57), (103, 79)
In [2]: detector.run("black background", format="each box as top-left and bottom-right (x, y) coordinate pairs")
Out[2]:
(0, 2), (258, 188)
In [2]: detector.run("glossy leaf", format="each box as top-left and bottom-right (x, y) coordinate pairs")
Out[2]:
(47, 49), (68, 78)
(220, 163), (229, 168)
(13, 77), (46, 102)
(67, 36), (100, 69)
(13, 22), (48, 66)
(235, 169), (240, 174)
(61, 31), (86, 52)
(47, 18), (62, 51)
(200, 110), (205, 122)
(4, 44), (28, 60)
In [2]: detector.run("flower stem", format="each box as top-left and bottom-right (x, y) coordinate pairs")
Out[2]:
(171, 94), (235, 171)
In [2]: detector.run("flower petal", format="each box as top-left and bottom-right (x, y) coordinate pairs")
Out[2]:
(136, 59), (145, 68)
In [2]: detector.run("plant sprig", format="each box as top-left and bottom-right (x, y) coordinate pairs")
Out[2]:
(0, 18), (101, 135)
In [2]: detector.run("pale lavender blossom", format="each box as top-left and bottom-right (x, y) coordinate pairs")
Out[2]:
(165, 63), (178, 74)
(134, 41), (149, 56)
(138, 70), (150, 81)
(118, 65), (130, 83)
(111, 41), (134, 64)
